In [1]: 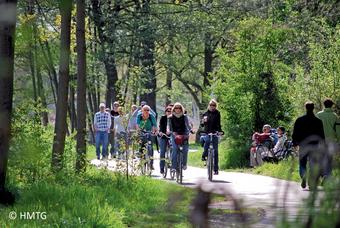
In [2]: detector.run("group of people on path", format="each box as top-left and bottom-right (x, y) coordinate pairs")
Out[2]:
(251, 98), (339, 190)
(292, 99), (339, 190)
(93, 96), (339, 189)
(93, 99), (223, 175)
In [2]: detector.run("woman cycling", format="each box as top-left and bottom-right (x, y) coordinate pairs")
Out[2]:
(167, 102), (191, 172)
(158, 105), (173, 174)
(201, 99), (222, 175)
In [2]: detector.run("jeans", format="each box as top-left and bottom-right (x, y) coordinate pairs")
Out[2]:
(159, 137), (169, 172)
(95, 131), (109, 159)
(299, 152), (308, 179)
(299, 144), (323, 189)
(202, 135), (219, 172)
(171, 135), (189, 169)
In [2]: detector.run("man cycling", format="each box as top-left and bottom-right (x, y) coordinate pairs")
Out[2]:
(136, 105), (157, 169)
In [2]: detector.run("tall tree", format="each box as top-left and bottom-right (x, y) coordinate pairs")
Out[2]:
(90, 0), (120, 108)
(139, 0), (157, 111)
(0, 0), (18, 200)
(51, 0), (72, 172)
(76, 0), (87, 172)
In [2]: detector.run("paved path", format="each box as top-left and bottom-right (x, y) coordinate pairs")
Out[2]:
(91, 153), (314, 227)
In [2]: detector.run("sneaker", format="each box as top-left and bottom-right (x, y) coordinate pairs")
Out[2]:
(160, 170), (164, 174)
(214, 171), (219, 175)
(301, 178), (306, 189)
(171, 168), (176, 173)
(201, 156), (206, 161)
(183, 165), (187, 170)
(97, 156), (100, 160)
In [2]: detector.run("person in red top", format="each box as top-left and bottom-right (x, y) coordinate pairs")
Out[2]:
(250, 124), (272, 167)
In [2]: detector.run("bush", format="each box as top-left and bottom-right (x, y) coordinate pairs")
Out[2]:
(219, 140), (250, 169)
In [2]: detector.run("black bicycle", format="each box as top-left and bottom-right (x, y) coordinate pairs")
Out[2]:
(161, 134), (172, 179)
(201, 131), (223, 181)
(171, 134), (189, 184)
(139, 130), (154, 176)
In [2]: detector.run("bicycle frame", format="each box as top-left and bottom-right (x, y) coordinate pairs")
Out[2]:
(202, 132), (222, 181)
(139, 131), (154, 176)
(161, 134), (172, 179)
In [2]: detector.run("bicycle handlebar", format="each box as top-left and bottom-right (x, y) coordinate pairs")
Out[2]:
(200, 131), (224, 136)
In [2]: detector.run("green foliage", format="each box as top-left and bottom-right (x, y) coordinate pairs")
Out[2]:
(291, 24), (340, 111)
(4, 102), (193, 226)
(1, 168), (192, 227)
(213, 18), (294, 166)
(8, 102), (78, 186)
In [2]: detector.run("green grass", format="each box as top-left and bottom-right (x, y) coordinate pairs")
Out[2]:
(250, 158), (300, 182)
(188, 143), (205, 168)
(1, 168), (193, 227)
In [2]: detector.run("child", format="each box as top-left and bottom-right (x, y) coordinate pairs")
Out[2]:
(272, 126), (287, 157)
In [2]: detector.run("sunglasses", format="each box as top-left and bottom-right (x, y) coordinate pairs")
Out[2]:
(174, 107), (181, 110)
(210, 104), (216, 107)
(166, 110), (171, 112)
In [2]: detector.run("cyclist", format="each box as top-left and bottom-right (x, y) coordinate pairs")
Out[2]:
(168, 102), (192, 172)
(201, 99), (222, 175)
(158, 105), (173, 174)
(136, 105), (157, 169)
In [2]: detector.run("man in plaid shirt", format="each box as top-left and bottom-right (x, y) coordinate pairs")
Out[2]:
(94, 103), (111, 159)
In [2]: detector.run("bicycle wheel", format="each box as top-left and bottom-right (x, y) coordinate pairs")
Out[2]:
(207, 149), (213, 181)
(176, 151), (183, 184)
(146, 145), (152, 176)
(170, 169), (175, 180)
(163, 149), (169, 178)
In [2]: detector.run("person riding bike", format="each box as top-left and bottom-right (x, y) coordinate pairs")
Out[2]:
(136, 105), (157, 169)
(201, 99), (222, 175)
(158, 105), (173, 174)
(167, 103), (192, 172)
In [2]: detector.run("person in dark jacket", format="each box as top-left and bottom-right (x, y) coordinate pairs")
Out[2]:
(201, 99), (222, 175)
(158, 105), (173, 174)
(292, 101), (325, 190)
(168, 103), (191, 171)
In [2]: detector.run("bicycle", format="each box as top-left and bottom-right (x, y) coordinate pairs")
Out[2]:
(171, 133), (189, 184)
(160, 133), (172, 179)
(201, 131), (224, 181)
(138, 130), (155, 176)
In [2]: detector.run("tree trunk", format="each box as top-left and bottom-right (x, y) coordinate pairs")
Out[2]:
(69, 80), (77, 133)
(165, 41), (173, 106)
(51, 0), (73, 172)
(34, 30), (48, 126)
(76, 0), (87, 172)
(139, 0), (156, 111)
(201, 32), (214, 109)
(90, 0), (120, 107)
(36, 56), (49, 126)
(28, 0), (37, 102)
(104, 57), (119, 107)
(0, 0), (18, 192)
(203, 33), (213, 88)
